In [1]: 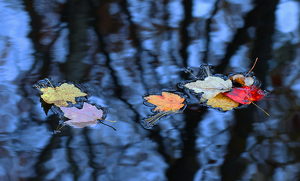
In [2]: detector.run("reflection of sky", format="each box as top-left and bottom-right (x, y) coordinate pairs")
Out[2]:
(193, 0), (215, 18)
(0, 0), (300, 180)
(0, 2), (34, 80)
(276, 1), (299, 33)
(167, 1), (184, 27)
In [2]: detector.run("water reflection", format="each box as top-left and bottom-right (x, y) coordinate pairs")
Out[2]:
(0, 0), (300, 180)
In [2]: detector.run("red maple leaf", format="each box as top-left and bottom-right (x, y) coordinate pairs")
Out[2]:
(223, 85), (265, 105)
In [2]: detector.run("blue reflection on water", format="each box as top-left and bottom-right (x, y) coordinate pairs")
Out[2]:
(0, 0), (300, 180)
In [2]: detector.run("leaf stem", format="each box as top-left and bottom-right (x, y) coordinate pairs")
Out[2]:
(46, 78), (54, 88)
(35, 85), (40, 89)
(185, 68), (197, 79)
(204, 65), (211, 77)
(251, 102), (269, 116)
(102, 118), (116, 123)
(99, 120), (116, 131)
(143, 111), (183, 128)
(245, 58), (258, 77)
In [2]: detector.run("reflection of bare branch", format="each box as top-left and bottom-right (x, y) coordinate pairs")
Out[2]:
(202, 0), (221, 64)
(65, 0), (91, 82)
(179, 0), (192, 68)
(119, 0), (150, 93)
(217, 1), (280, 178)
(21, 0), (66, 84)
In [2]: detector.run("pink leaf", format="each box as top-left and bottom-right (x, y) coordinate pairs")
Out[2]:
(60, 102), (103, 128)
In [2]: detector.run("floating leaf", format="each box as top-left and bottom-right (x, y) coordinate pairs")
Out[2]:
(142, 92), (186, 128)
(229, 58), (258, 86)
(230, 74), (254, 86)
(60, 102), (109, 128)
(184, 76), (232, 100)
(144, 92), (185, 112)
(223, 85), (265, 105)
(206, 93), (239, 111)
(37, 83), (87, 107)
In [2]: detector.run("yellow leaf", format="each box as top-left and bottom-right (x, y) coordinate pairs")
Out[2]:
(230, 74), (254, 86)
(206, 93), (239, 111)
(39, 83), (87, 107)
(144, 92), (185, 112)
(184, 76), (232, 100)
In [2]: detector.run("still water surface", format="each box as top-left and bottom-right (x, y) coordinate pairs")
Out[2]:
(0, 0), (300, 180)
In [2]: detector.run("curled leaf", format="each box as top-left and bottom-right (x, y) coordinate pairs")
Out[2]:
(230, 74), (254, 86)
(206, 93), (239, 111)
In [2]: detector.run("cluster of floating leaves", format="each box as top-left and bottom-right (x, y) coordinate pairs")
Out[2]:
(34, 59), (269, 131)
(34, 79), (116, 133)
(142, 58), (269, 129)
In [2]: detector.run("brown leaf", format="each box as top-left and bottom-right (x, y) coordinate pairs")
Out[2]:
(206, 93), (239, 111)
(230, 74), (254, 86)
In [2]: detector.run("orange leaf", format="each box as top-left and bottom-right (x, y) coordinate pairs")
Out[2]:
(144, 92), (185, 112)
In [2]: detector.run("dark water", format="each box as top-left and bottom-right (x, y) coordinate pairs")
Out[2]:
(1, 0), (300, 180)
